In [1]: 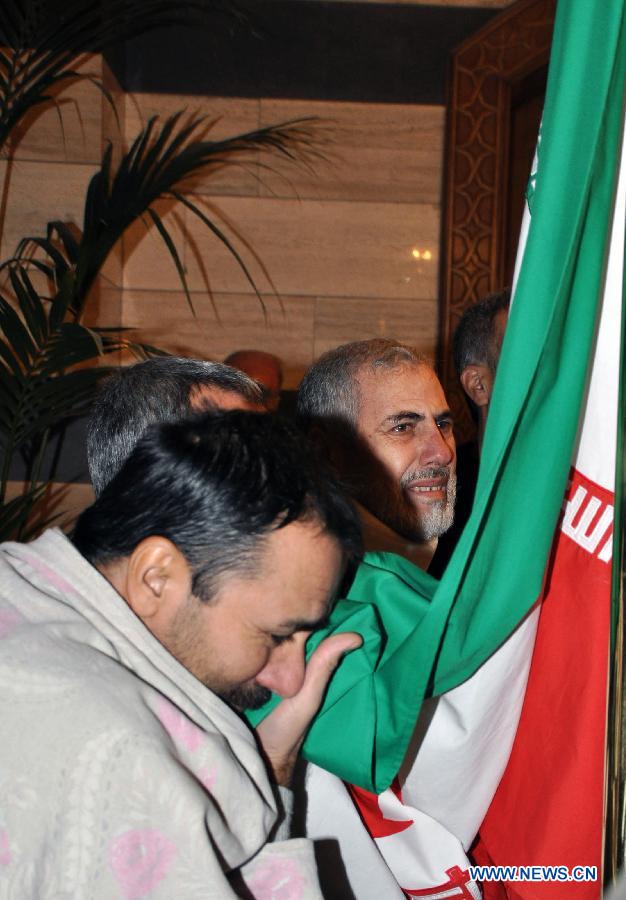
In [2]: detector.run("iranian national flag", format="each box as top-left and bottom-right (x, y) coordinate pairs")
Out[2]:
(250, 1), (626, 895)
(345, 0), (626, 895)
(471, 3), (626, 895)
(473, 243), (619, 898)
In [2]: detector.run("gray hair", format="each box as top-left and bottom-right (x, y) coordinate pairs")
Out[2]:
(297, 339), (430, 432)
(87, 357), (262, 495)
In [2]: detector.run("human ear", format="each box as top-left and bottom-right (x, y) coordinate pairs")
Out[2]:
(460, 364), (493, 409)
(126, 536), (192, 632)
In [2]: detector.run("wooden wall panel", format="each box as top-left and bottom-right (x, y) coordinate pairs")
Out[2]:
(439, 0), (554, 439)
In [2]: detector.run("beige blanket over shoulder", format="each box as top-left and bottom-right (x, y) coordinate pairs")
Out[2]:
(0, 528), (322, 899)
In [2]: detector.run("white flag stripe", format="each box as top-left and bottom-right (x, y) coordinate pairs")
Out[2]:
(399, 608), (539, 846)
(575, 127), (626, 489)
(304, 763), (406, 898)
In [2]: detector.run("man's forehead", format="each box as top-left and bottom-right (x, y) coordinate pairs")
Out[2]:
(355, 362), (448, 419)
(215, 521), (344, 628)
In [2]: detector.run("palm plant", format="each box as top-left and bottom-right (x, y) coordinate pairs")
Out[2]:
(0, 0), (239, 156)
(0, 2), (321, 540)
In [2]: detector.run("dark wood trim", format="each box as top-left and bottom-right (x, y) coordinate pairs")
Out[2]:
(439, 0), (555, 442)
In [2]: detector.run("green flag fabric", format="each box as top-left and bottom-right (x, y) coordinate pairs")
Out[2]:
(247, 0), (626, 794)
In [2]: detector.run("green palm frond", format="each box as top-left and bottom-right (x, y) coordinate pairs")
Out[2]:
(0, 260), (158, 500)
(0, 110), (321, 456)
(0, 5), (322, 541)
(0, 0), (240, 155)
(4, 114), (322, 316)
(78, 114), (320, 313)
(0, 110), (322, 516)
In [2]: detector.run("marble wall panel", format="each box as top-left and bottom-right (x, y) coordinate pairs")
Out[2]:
(84, 284), (123, 329)
(121, 199), (188, 292)
(9, 54), (104, 165)
(98, 236), (124, 290)
(120, 289), (316, 388)
(259, 100), (445, 204)
(168, 196), (439, 300)
(0, 159), (98, 261)
(314, 295), (437, 362)
(102, 57), (126, 168)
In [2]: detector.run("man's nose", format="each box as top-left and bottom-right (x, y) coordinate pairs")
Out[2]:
(255, 638), (308, 699)
(419, 425), (455, 468)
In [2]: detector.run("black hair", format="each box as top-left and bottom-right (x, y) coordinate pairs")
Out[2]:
(87, 357), (262, 496)
(453, 288), (511, 377)
(74, 410), (362, 600)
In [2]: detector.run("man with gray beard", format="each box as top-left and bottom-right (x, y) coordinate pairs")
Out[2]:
(298, 339), (457, 571)
(297, 340), (491, 900)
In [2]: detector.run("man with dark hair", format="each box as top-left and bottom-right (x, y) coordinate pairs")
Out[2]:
(453, 288), (510, 450)
(87, 356), (263, 495)
(0, 411), (362, 898)
(82, 354), (396, 898)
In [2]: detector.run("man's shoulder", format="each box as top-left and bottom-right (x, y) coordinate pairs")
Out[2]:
(0, 619), (251, 807)
(2, 616), (160, 731)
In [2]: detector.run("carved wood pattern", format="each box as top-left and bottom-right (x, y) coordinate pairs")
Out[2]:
(439, 0), (555, 442)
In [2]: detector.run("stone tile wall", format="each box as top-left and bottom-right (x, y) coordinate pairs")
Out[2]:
(1, 1), (516, 388)
(120, 93), (443, 386)
(1, 65), (445, 386)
